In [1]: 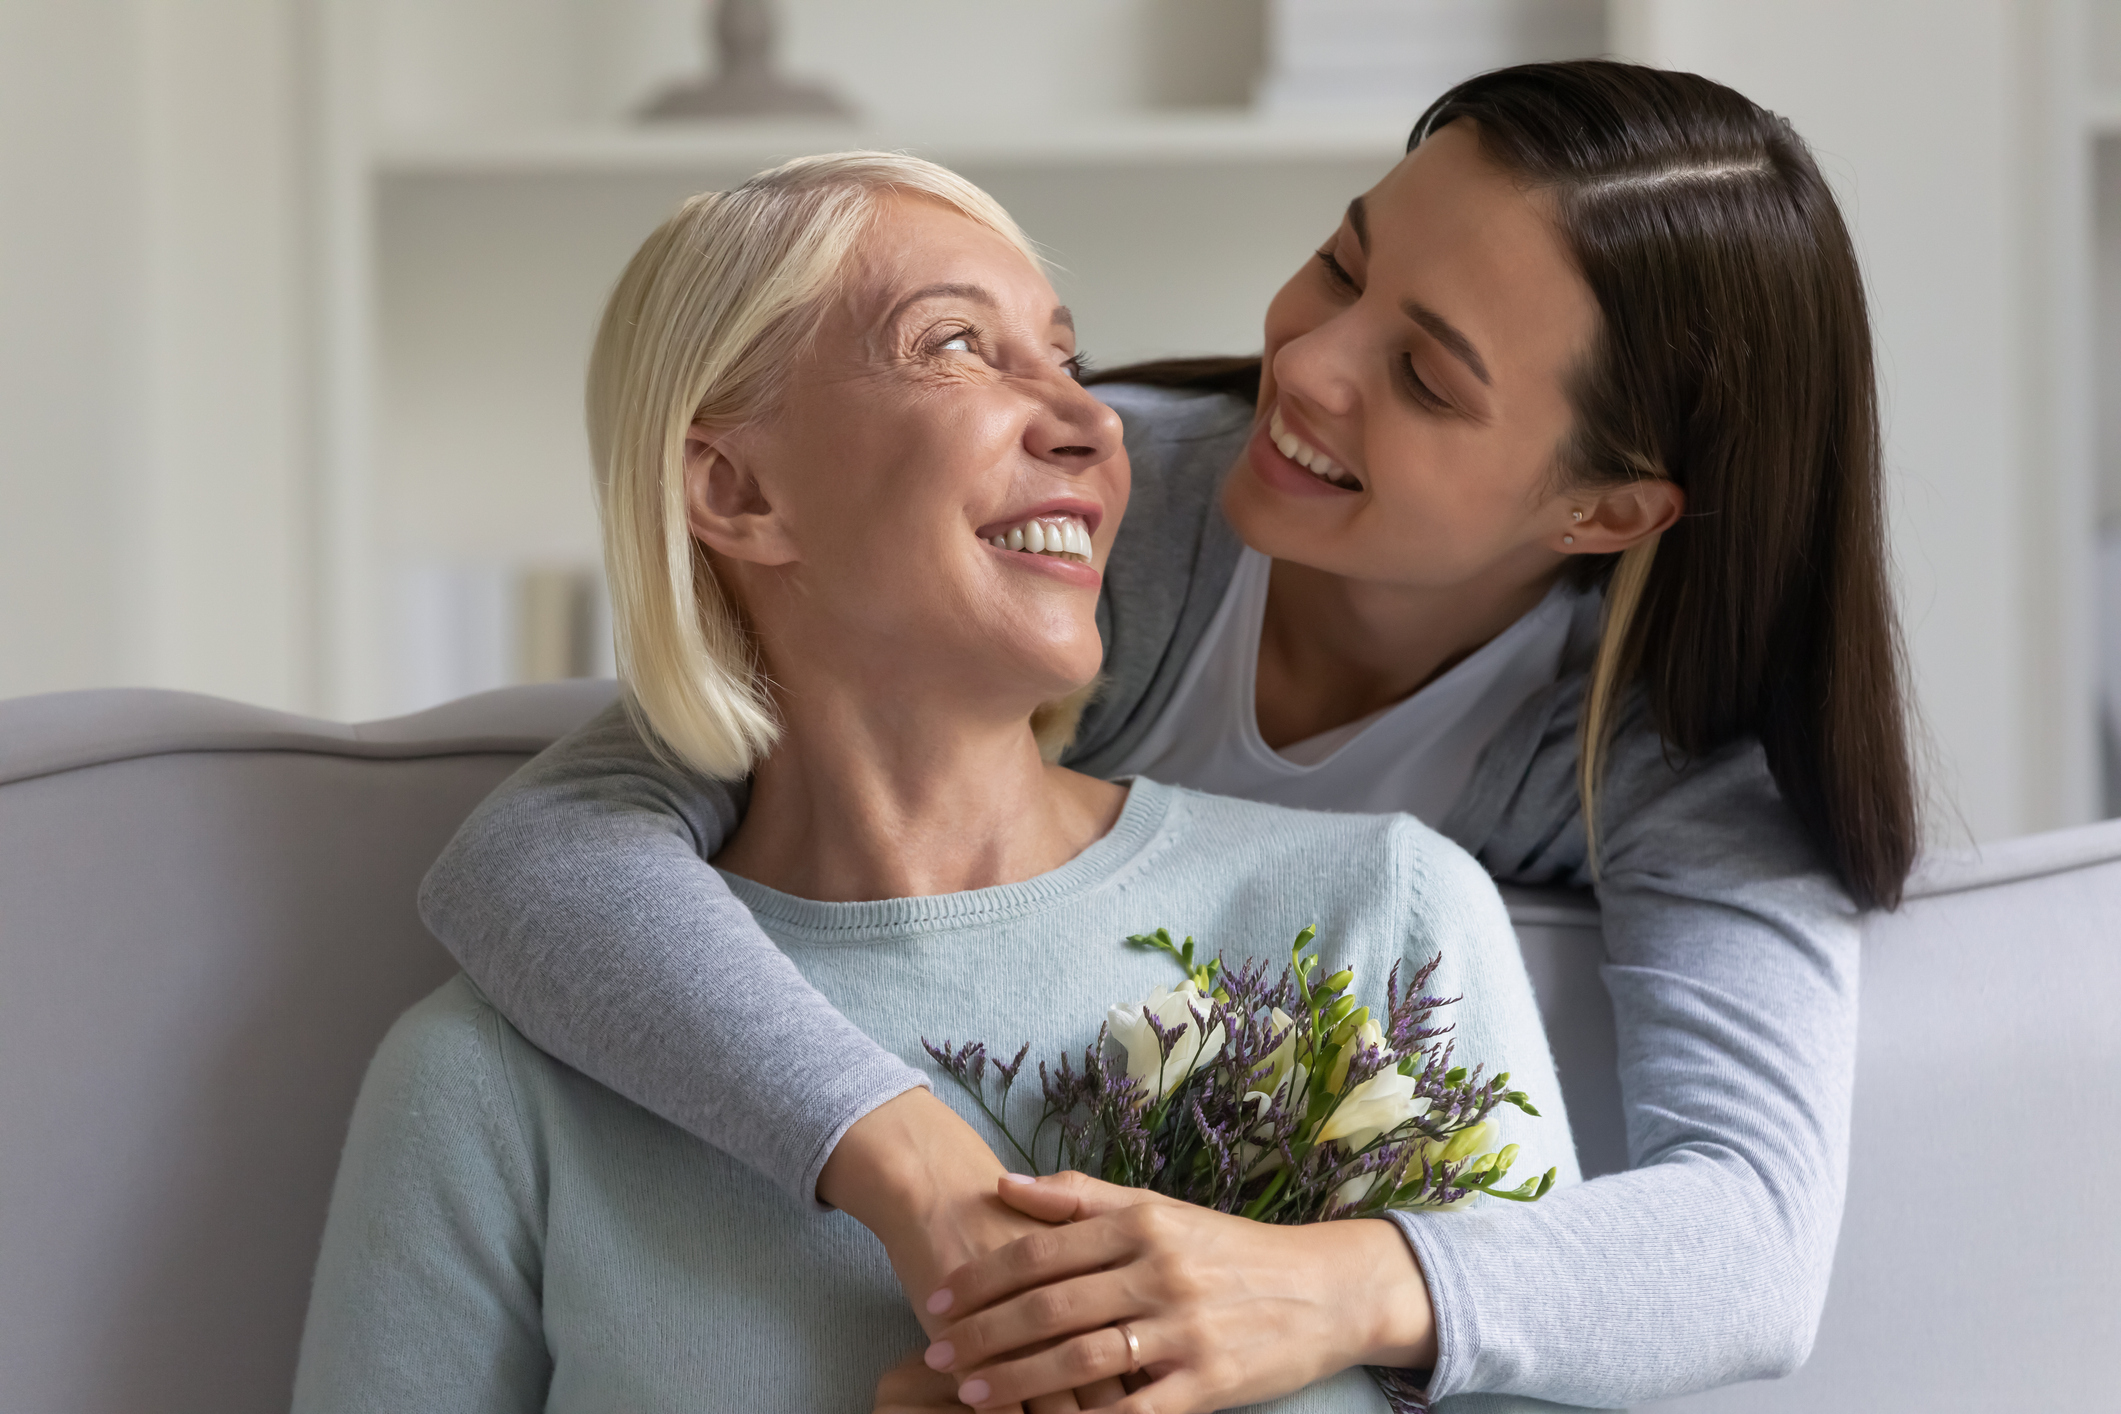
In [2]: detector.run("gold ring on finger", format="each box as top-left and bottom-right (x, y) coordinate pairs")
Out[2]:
(1113, 1321), (1142, 1374)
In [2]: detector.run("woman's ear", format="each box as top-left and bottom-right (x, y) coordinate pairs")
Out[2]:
(1566, 478), (1685, 555)
(683, 421), (799, 566)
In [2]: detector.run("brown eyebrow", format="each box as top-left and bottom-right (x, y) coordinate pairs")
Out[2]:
(1401, 299), (1491, 387)
(886, 283), (1074, 337)
(1347, 196), (1369, 254)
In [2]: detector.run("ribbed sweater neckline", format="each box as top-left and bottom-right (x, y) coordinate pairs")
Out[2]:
(716, 778), (1173, 939)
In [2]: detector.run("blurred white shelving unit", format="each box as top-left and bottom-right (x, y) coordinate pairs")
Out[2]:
(310, 10), (1420, 717)
(2081, 0), (2121, 810)
(372, 114), (1413, 176)
(2085, 91), (2121, 136)
(307, 0), (1617, 718)
(2088, 83), (2121, 812)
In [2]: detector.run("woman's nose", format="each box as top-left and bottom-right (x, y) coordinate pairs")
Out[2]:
(1026, 372), (1124, 472)
(1271, 318), (1361, 423)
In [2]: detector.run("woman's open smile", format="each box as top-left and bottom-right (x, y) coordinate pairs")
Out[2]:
(1247, 404), (1364, 499)
(979, 501), (1101, 587)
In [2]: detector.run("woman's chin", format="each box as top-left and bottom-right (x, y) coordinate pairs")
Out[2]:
(1222, 454), (1330, 565)
(1005, 649), (1105, 718)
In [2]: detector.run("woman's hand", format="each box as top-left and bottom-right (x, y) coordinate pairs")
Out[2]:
(875, 1347), (973, 1412)
(919, 1171), (1438, 1414)
(820, 1091), (1128, 1412)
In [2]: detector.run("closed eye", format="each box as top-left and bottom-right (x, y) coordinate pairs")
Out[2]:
(1400, 354), (1450, 411)
(1316, 248), (1360, 294)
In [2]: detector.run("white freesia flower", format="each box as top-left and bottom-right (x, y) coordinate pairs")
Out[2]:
(1108, 980), (1225, 1101)
(1237, 1008), (1303, 1175)
(1325, 1016), (1387, 1092)
(1322, 1063), (1438, 1209)
(1246, 1007), (1302, 1096)
(1318, 1066), (1430, 1152)
(1334, 1169), (1397, 1210)
(1399, 1119), (1504, 1211)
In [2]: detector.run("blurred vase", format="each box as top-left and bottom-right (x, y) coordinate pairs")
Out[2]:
(637, 0), (853, 121)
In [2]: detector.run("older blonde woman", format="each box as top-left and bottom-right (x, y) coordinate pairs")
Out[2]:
(290, 155), (1573, 1414)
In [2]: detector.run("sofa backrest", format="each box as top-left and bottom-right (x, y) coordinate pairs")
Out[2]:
(0, 682), (615, 1414)
(3, 681), (2116, 1412)
(1647, 823), (2121, 1412)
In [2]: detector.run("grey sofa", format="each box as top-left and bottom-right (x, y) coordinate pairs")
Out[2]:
(1, 683), (2115, 1413)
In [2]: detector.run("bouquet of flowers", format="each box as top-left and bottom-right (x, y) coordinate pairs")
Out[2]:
(924, 925), (1554, 1227)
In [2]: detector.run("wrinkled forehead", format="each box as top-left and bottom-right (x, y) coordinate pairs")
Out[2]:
(836, 193), (1057, 329)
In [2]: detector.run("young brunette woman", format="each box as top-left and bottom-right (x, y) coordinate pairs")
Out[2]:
(419, 61), (1915, 1413)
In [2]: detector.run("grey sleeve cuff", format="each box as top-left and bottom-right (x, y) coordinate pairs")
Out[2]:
(798, 1068), (934, 1213)
(1385, 1209), (1466, 1401)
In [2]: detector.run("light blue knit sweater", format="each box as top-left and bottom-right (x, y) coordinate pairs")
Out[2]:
(295, 781), (1581, 1413)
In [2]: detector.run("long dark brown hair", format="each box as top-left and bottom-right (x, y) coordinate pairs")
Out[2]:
(1089, 60), (1917, 909)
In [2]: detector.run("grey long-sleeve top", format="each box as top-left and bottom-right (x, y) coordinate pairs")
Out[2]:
(418, 384), (1860, 1409)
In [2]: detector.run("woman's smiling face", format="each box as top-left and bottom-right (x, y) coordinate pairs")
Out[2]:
(684, 194), (1127, 722)
(1223, 122), (1602, 591)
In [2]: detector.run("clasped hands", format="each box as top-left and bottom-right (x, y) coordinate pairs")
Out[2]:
(833, 1092), (1437, 1414)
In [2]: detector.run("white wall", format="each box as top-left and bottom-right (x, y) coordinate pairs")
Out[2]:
(1, 0), (149, 700)
(1614, 0), (2097, 843)
(0, 0), (310, 710)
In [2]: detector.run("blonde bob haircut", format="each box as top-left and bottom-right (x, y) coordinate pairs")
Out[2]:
(587, 151), (1052, 781)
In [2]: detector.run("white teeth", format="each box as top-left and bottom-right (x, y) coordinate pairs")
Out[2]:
(1268, 407), (1357, 489)
(987, 515), (1093, 562)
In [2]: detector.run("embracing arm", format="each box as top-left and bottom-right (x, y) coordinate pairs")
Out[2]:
(419, 702), (928, 1203)
(1400, 733), (1861, 1407)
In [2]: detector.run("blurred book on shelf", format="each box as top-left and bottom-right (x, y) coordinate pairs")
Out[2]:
(2101, 526), (2121, 816)
(392, 562), (614, 716)
(1257, 0), (1603, 116)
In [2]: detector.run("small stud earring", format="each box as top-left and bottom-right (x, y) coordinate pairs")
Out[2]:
(1571, 509), (1585, 522)
(1562, 534), (1576, 545)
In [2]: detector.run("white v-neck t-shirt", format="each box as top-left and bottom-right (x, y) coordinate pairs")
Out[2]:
(1110, 548), (1576, 825)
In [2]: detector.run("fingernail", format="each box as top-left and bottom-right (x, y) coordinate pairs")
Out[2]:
(1000, 1172), (1036, 1185)
(958, 1379), (991, 1404)
(925, 1287), (954, 1315)
(923, 1340), (955, 1370)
